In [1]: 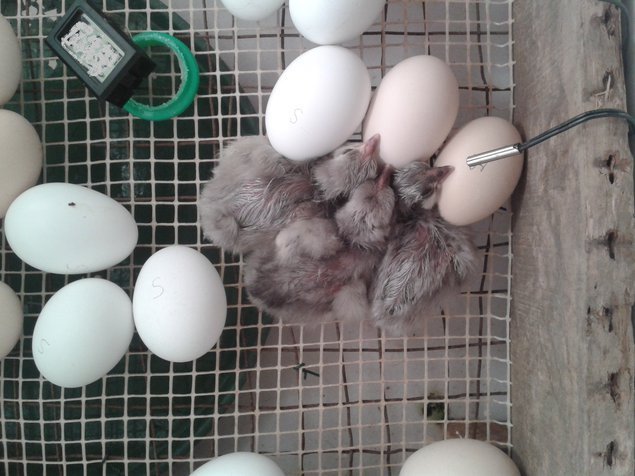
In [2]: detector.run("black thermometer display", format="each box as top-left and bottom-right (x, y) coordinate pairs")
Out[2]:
(46, 0), (155, 107)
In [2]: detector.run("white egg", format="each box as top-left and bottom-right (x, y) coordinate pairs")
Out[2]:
(265, 45), (371, 161)
(0, 109), (43, 218)
(289, 0), (385, 45)
(0, 15), (22, 105)
(399, 439), (521, 476)
(219, 0), (285, 21)
(0, 281), (23, 359)
(132, 246), (227, 363)
(32, 278), (134, 388)
(435, 116), (523, 226)
(363, 55), (459, 167)
(190, 452), (284, 476)
(4, 183), (138, 274)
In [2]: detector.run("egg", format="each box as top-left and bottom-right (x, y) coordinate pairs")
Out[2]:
(399, 439), (521, 476)
(0, 15), (22, 105)
(219, 0), (285, 21)
(363, 55), (459, 167)
(265, 45), (371, 161)
(435, 116), (523, 226)
(0, 282), (23, 359)
(132, 246), (227, 362)
(0, 109), (43, 218)
(190, 452), (284, 476)
(289, 0), (385, 45)
(4, 183), (138, 274)
(32, 278), (134, 387)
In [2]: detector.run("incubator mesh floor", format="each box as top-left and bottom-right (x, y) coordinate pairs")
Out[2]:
(0, 1), (515, 475)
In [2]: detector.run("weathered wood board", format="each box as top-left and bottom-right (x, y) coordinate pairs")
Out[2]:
(511, 1), (635, 475)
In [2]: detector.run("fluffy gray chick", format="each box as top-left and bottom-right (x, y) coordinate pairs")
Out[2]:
(198, 136), (317, 254)
(243, 237), (374, 325)
(243, 162), (394, 324)
(312, 134), (381, 201)
(334, 165), (396, 251)
(370, 161), (478, 335)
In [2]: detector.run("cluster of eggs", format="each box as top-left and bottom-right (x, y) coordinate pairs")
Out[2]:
(0, 16), (228, 387)
(0, 5), (526, 476)
(189, 439), (521, 476)
(2, 183), (229, 387)
(221, 0), (524, 228)
(0, 14), (41, 362)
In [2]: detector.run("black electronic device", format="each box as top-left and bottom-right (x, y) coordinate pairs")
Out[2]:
(46, 0), (156, 107)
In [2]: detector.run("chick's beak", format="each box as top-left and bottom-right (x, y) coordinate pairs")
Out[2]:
(377, 165), (394, 189)
(361, 134), (381, 161)
(432, 165), (454, 184)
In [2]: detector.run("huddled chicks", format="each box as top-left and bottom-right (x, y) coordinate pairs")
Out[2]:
(198, 135), (477, 334)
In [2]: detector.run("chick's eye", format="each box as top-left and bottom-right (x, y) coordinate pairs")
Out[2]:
(420, 188), (434, 199)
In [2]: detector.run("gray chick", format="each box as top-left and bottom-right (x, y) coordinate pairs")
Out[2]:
(243, 203), (373, 326)
(370, 161), (478, 335)
(312, 133), (381, 201)
(243, 143), (392, 325)
(243, 236), (374, 325)
(334, 164), (395, 251)
(198, 136), (317, 254)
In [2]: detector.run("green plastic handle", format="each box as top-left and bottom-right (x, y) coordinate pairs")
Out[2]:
(124, 31), (200, 121)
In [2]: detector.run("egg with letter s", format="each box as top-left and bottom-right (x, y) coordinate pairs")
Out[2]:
(32, 278), (134, 388)
(435, 116), (523, 226)
(190, 452), (285, 476)
(219, 0), (285, 21)
(0, 15), (22, 105)
(289, 0), (386, 45)
(0, 281), (23, 359)
(265, 45), (371, 161)
(399, 439), (521, 476)
(4, 183), (138, 274)
(0, 109), (43, 218)
(133, 246), (227, 362)
(363, 55), (459, 167)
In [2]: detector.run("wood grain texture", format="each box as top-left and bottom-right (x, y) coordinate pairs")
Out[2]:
(511, 1), (634, 475)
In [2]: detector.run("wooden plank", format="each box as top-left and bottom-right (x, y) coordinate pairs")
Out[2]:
(511, 1), (635, 475)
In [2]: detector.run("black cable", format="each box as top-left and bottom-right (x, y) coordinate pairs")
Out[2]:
(522, 0), (634, 152)
(467, 109), (635, 166)
(599, 0), (631, 65)
(518, 108), (635, 153)
(600, 0), (631, 28)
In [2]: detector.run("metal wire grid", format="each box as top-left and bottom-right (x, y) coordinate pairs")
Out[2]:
(0, 0), (514, 474)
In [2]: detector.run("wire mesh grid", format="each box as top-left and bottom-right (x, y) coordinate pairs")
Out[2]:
(0, 0), (515, 474)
